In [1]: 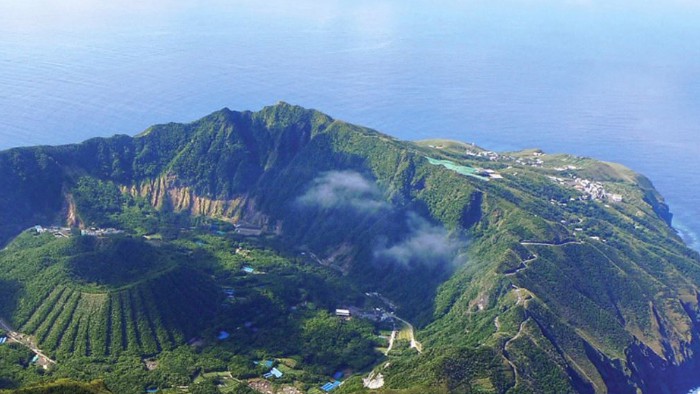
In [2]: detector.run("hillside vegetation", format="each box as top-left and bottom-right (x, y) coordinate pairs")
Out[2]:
(0, 103), (699, 393)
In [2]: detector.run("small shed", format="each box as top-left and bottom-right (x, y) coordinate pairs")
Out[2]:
(321, 381), (342, 392)
(263, 367), (283, 379)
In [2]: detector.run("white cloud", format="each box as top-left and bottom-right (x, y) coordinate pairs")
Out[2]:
(296, 170), (389, 213)
(374, 212), (465, 268)
(298, 170), (467, 269)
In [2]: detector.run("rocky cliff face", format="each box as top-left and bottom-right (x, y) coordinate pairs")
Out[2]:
(120, 176), (273, 228)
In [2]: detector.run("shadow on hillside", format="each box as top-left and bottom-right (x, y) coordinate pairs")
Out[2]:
(0, 377), (19, 390)
(0, 279), (22, 322)
(253, 133), (463, 327)
(66, 236), (187, 290)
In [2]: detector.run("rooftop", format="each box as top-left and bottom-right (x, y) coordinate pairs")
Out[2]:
(263, 367), (283, 379)
(321, 381), (342, 392)
(217, 331), (230, 340)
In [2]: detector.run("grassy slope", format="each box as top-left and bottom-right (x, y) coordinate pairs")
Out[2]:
(0, 104), (699, 392)
(1, 379), (111, 394)
(0, 233), (220, 359)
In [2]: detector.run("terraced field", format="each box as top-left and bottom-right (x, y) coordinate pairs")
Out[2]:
(12, 267), (220, 358)
(0, 233), (221, 359)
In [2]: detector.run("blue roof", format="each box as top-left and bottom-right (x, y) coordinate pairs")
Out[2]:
(217, 331), (230, 340)
(242, 266), (255, 273)
(333, 371), (344, 380)
(0, 337), (7, 344)
(30, 355), (39, 363)
(263, 368), (283, 379)
(254, 360), (274, 368)
(321, 381), (342, 392)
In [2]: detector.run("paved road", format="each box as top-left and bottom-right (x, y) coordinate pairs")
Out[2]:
(506, 240), (584, 276)
(504, 254), (538, 276)
(520, 240), (583, 247)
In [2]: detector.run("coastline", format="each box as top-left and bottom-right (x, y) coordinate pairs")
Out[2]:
(674, 220), (700, 253)
(678, 221), (700, 394)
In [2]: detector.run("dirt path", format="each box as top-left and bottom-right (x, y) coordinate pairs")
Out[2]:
(501, 287), (535, 389)
(503, 317), (529, 386)
(501, 241), (582, 388)
(391, 315), (423, 353)
(505, 319), (527, 350)
(384, 330), (397, 356)
(306, 251), (344, 274)
(0, 318), (56, 366)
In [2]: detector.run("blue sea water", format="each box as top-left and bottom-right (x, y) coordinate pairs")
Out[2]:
(2, 1), (699, 250)
(1, 2), (698, 237)
(1, 0), (700, 390)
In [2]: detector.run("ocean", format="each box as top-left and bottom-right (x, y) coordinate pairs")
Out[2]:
(1, 1), (698, 242)
(1, 0), (700, 391)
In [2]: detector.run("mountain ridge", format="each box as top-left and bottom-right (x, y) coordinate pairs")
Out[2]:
(0, 103), (699, 393)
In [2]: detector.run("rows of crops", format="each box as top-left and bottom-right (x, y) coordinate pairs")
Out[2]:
(18, 267), (220, 358)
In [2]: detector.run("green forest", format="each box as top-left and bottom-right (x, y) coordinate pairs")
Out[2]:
(0, 103), (699, 393)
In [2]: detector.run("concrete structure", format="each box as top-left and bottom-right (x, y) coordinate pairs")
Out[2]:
(263, 367), (283, 379)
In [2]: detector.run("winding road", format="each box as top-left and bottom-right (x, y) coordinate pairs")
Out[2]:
(504, 254), (538, 276)
(0, 318), (56, 366)
(503, 318), (529, 385)
(499, 237), (580, 388)
(506, 240), (584, 277)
